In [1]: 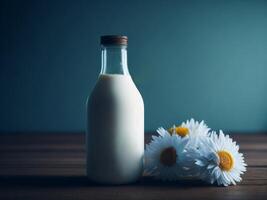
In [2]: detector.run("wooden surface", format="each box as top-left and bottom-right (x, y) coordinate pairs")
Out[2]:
(0, 133), (266, 200)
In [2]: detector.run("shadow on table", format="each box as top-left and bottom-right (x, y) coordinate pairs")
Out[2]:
(0, 175), (210, 187)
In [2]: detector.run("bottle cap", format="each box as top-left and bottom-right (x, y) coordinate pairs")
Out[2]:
(100, 35), (128, 45)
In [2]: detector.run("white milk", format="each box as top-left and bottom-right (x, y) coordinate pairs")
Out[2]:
(86, 74), (144, 184)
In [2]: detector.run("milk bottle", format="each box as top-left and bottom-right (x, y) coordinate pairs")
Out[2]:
(86, 35), (144, 184)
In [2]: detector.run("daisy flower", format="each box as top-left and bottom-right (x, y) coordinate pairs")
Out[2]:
(158, 118), (210, 147)
(145, 133), (190, 181)
(192, 130), (247, 186)
(179, 118), (210, 138)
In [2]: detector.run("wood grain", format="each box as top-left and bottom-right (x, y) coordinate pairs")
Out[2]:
(0, 132), (266, 200)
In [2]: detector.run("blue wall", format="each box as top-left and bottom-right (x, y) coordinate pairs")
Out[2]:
(1, 0), (267, 132)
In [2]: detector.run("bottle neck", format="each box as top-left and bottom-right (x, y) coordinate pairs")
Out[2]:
(100, 45), (129, 75)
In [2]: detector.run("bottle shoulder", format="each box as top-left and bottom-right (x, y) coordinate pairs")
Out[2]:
(89, 74), (143, 103)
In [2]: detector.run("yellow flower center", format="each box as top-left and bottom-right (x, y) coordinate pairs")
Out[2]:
(168, 126), (189, 137)
(160, 147), (177, 167)
(217, 150), (234, 171)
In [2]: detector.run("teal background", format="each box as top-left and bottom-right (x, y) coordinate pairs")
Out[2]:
(1, 0), (267, 132)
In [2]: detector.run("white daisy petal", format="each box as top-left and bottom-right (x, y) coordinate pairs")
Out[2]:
(182, 118), (210, 139)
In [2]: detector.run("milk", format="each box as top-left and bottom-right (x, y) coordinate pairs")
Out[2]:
(86, 74), (144, 184)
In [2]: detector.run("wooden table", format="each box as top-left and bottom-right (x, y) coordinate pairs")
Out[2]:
(0, 133), (266, 200)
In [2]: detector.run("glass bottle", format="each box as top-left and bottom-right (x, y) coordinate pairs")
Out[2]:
(86, 35), (144, 184)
